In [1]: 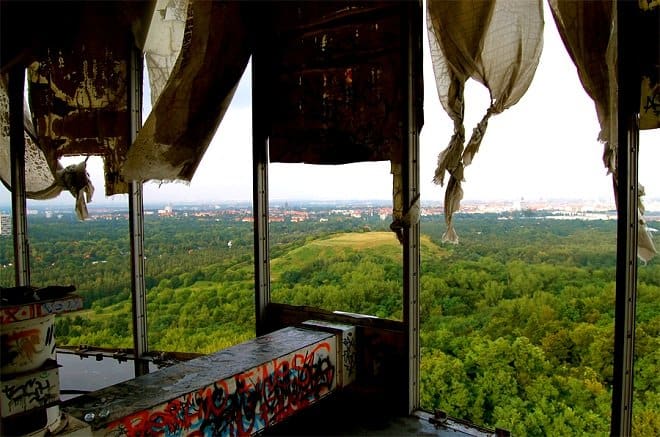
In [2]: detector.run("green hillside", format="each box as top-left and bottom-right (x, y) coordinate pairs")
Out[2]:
(271, 231), (446, 318)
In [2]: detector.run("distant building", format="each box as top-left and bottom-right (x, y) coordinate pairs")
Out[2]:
(158, 205), (175, 217)
(0, 214), (11, 236)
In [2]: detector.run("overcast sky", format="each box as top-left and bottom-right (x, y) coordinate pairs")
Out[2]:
(4, 2), (659, 209)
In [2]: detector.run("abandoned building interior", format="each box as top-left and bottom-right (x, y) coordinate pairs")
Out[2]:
(0, 0), (658, 436)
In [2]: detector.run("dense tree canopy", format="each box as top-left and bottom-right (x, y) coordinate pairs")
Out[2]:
(1, 212), (657, 435)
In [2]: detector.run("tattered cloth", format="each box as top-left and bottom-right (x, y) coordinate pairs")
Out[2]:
(0, 78), (94, 219)
(427, 0), (544, 243)
(121, 1), (252, 182)
(550, 0), (658, 261)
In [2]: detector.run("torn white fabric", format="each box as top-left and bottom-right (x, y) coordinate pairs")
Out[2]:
(143, 0), (189, 106)
(427, 0), (544, 243)
(637, 184), (657, 263)
(55, 159), (94, 220)
(550, 0), (657, 261)
(548, 0), (616, 174)
(1, 76), (94, 219)
(122, 1), (251, 183)
(390, 162), (420, 244)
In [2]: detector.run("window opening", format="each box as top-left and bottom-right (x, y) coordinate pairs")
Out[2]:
(417, 1), (660, 434)
(141, 62), (255, 354)
(269, 161), (404, 320)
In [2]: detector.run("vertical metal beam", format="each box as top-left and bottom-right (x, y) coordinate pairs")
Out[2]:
(403, 0), (422, 414)
(611, 2), (639, 435)
(252, 21), (271, 337)
(8, 66), (30, 287)
(128, 46), (149, 377)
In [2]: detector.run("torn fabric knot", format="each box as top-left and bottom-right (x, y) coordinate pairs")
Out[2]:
(390, 193), (421, 245)
(56, 159), (94, 220)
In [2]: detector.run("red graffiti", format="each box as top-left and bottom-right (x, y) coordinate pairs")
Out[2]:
(106, 341), (335, 436)
(1, 306), (32, 324)
(1, 328), (42, 366)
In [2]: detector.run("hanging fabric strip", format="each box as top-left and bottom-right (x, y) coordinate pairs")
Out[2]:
(638, 1), (659, 130)
(26, 2), (133, 196)
(143, 0), (189, 107)
(122, 0), (252, 183)
(550, 0), (657, 261)
(427, 0), (544, 243)
(266, 2), (407, 165)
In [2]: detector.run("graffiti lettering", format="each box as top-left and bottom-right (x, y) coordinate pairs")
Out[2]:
(2, 376), (53, 411)
(107, 342), (335, 436)
(42, 299), (83, 315)
(342, 332), (357, 378)
(643, 93), (659, 117)
(1, 298), (82, 324)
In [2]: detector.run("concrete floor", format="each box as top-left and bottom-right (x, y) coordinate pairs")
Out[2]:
(264, 394), (495, 437)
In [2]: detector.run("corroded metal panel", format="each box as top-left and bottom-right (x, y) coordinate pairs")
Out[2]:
(25, 3), (134, 196)
(266, 1), (407, 164)
(62, 327), (337, 436)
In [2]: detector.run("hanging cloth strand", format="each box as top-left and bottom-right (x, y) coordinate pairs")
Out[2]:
(427, 0), (544, 243)
(549, 0), (657, 262)
(55, 158), (95, 220)
(0, 75), (94, 219)
(122, 0), (252, 183)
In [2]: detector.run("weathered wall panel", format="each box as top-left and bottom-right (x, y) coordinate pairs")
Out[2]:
(1, 360), (60, 418)
(1, 315), (56, 374)
(266, 2), (407, 165)
(62, 327), (338, 436)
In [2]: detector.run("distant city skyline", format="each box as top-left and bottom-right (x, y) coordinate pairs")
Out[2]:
(7, 197), (660, 213)
(2, 2), (659, 212)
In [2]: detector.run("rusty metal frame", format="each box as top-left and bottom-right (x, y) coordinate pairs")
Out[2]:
(611, 110), (639, 437)
(8, 65), (30, 287)
(252, 9), (271, 336)
(402, 0), (422, 414)
(611, 2), (642, 435)
(128, 45), (149, 377)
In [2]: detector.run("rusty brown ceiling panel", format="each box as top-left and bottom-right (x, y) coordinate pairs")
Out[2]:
(265, 1), (407, 164)
(1, 1), (155, 196)
(1, 1), (155, 74)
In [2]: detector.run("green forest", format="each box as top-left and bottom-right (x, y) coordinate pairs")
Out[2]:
(0, 211), (658, 436)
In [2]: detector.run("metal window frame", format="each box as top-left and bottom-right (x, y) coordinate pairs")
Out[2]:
(250, 1), (424, 412)
(8, 66), (30, 287)
(611, 2), (642, 435)
(128, 45), (149, 377)
(403, 0), (423, 414)
(252, 8), (271, 337)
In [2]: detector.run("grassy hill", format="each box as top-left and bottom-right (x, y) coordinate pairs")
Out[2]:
(270, 231), (447, 319)
(271, 231), (446, 280)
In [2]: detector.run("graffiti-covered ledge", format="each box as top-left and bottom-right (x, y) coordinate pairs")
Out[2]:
(60, 325), (354, 436)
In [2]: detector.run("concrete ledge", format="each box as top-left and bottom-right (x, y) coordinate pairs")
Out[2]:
(61, 327), (338, 436)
